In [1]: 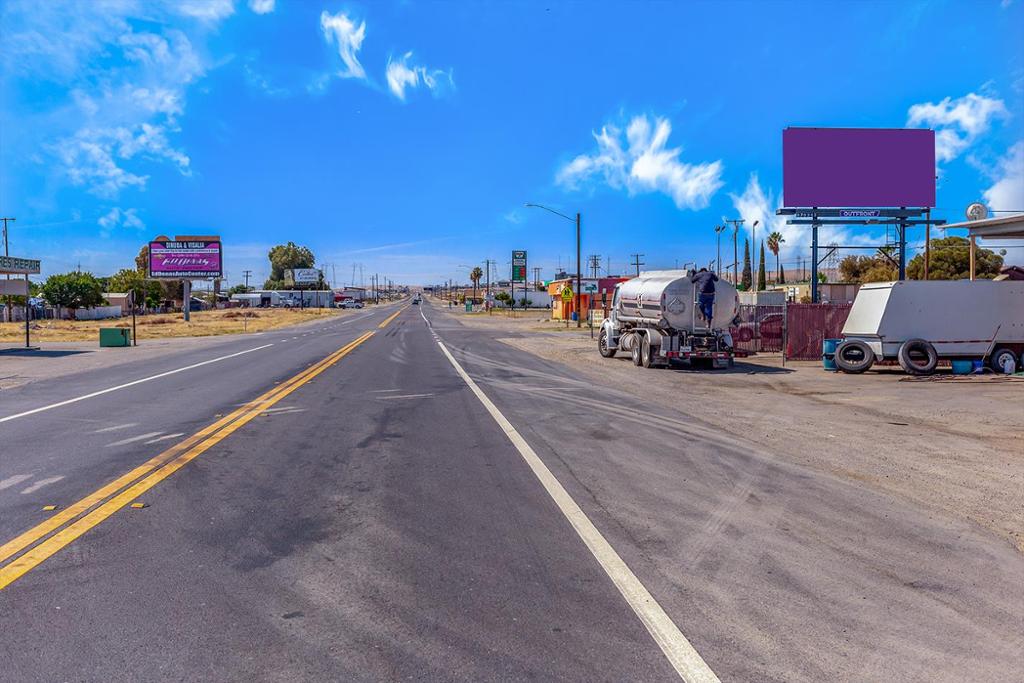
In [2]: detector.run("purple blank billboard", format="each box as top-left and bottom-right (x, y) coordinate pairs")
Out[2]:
(783, 128), (935, 208)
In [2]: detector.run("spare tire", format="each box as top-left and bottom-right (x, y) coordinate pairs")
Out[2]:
(989, 347), (1018, 374)
(834, 339), (874, 374)
(898, 338), (938, 375)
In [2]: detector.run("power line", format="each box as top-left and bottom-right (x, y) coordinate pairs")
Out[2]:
(629, 253), (645, 277)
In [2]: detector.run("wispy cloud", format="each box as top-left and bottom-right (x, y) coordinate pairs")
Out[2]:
(248, 0), (275, 15)
(320, 10), (366, 80)
(98, 207), (145, 232)
(907, 92), (1009, 163)
(983, 141), (1024, 211)
(4, 1), (226, 200)
(730, 173), (879, 263)
(385, 51), (454, 101)
(557, 114), (724, 210)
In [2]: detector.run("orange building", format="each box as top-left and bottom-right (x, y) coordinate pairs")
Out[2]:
(547, 277), (629, 321)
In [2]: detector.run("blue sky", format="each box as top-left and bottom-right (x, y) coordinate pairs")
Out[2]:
(2, 0), (1023, 286)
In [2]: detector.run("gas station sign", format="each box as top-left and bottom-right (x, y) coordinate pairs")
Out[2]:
(511, 250), (527, 282)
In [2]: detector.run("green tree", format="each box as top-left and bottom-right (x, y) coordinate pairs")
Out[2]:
(135, 244), (182, 302)
(741, 238), (752, 290)
(469, 266), (483, 301)
(109, 268), (162, 308)
(494, 291), (512, 305)
(907, 236), (1003, 280)
(766, 231), (785, 283)
(839, 253), (897, 284)
(265, 242), (315, 288)
(757, 240), (767, 291)
(227, 283), (251, 296)
(40, 272), (105, 317)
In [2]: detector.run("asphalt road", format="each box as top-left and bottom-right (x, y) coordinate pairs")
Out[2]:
(0, 299), (1020, 681)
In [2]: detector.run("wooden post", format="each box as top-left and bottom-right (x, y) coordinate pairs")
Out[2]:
(969, 235), (976, 281)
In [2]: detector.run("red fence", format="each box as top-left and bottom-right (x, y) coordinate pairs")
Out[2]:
(784, 303), (853, 360)
(730, 303), (853, 359)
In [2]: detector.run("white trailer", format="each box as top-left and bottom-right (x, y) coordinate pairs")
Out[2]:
(834, 280), (1024, 374)
(598, 270), (739, 368)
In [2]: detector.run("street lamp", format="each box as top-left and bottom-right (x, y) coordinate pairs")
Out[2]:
(714, 225), (726, 277)
(525, 203), (581, 328)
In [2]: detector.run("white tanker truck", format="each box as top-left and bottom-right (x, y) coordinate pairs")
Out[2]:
(598, 270), (739, 368)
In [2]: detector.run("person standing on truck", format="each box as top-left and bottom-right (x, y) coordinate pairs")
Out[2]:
(690, 267), (718, 326)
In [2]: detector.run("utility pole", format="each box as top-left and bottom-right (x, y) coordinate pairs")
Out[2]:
(1, 217), (14, 322)
(242, 269), (252, 291)
(484, 259), (495, 295)
(724, 219), (745, 285)
(587, 254), (601, 278)
(714, 225), (726, 277)
(630, 253), (645, 277)
(532, 266), (542, 291)
(576, 213), (582, 328)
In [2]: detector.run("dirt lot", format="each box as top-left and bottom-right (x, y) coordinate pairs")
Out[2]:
(0, 307), (342, 343)
(445, 305), (1024, 553)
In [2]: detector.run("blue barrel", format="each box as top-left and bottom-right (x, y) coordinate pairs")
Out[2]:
(951, 360), (973, 375)
(822, 338), (841, 371)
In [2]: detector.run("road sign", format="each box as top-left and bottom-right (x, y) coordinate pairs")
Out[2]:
(290, 268), (321, 285)
(512, 250), (527, 282)
(0, 255), (41, 274)
(583, 283), (597, 293)
(561, 286), (573, 303)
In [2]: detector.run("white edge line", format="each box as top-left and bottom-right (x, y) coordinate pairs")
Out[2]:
(435, 339), (720, 683)
(0, 344), (274, 424)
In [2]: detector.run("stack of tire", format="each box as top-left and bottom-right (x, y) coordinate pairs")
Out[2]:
(834, 338), (1021, 375)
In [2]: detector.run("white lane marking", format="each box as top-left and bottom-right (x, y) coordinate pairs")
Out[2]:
(20, 476), (65, 495)
(0, 344), (274, 424)
(375, 393), (434, 400)
(144, 432), (185, 445)
(106, 431), (164, 447)
(93, 423), (138, 433)
(371, 389), (400, 393)
(0, 474), (32, 490)
(436, 340), (720, 683)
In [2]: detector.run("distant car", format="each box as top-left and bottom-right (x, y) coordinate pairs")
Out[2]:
(411, 297), (420, 305)
(337, 300), (363, 309)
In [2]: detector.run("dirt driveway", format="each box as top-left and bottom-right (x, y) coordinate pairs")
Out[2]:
(448, 306), (1024, 553)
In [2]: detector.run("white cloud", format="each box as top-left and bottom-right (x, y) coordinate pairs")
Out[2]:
(320, 10), (366, 79)
(4, 1), (226, 200)
(98, 207), (145, 232)
(385, 51), (453, 100)
(729, 173), (879, 265)
(557, 115), (724, 210)
(248, 0), (275, 14)
(983, 141), (1024, 211)
(907, 93), (1010, 163)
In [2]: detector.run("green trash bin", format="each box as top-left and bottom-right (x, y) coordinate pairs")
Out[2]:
(99, 327), (132, 347)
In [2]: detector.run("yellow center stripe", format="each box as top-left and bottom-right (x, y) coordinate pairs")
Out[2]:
(378, 307), (406, 328)
(0, 329), (377, 591)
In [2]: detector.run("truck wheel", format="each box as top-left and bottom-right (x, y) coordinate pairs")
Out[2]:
(898, 339), (937, 375)
(834, 339), (874, 374)
(598, 327), (617, 358)
(641, 336), (654, 368)
(989, 347), (1018, 374)
(631, 337), (643, 366)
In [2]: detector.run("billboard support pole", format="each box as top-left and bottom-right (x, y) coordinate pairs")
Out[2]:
(810, 209), (819, 303)
(897, 208), (907, 281)
(924, 208), (931, 280)
(183, 280), (191, 322)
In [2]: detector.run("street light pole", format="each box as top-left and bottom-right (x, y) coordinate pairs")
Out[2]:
(724, 219), (745, 285)
(524, 203), (582, 328)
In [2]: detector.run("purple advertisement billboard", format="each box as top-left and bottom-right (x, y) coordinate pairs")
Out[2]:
(149, 239), (222, 279)
(783, 128), (935, 208)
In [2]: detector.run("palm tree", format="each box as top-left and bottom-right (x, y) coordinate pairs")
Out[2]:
(469, 266), (483, 303)
(767, 231), (785, 284)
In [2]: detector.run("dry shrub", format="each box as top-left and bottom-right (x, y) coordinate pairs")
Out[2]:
(221, 310), (260, 319)
(140, 316), (175, 326)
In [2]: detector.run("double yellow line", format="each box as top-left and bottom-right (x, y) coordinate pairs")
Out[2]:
(0, 327), (381, 591)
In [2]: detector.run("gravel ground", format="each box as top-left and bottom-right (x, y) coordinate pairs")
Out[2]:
(442, 303), (1024, 553)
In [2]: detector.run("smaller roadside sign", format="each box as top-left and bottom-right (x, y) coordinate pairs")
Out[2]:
(512, 250), (527, 282)
(583, 283), (597, 293)
(291, 268), (321, 285)
(0, 255), (41, 274)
